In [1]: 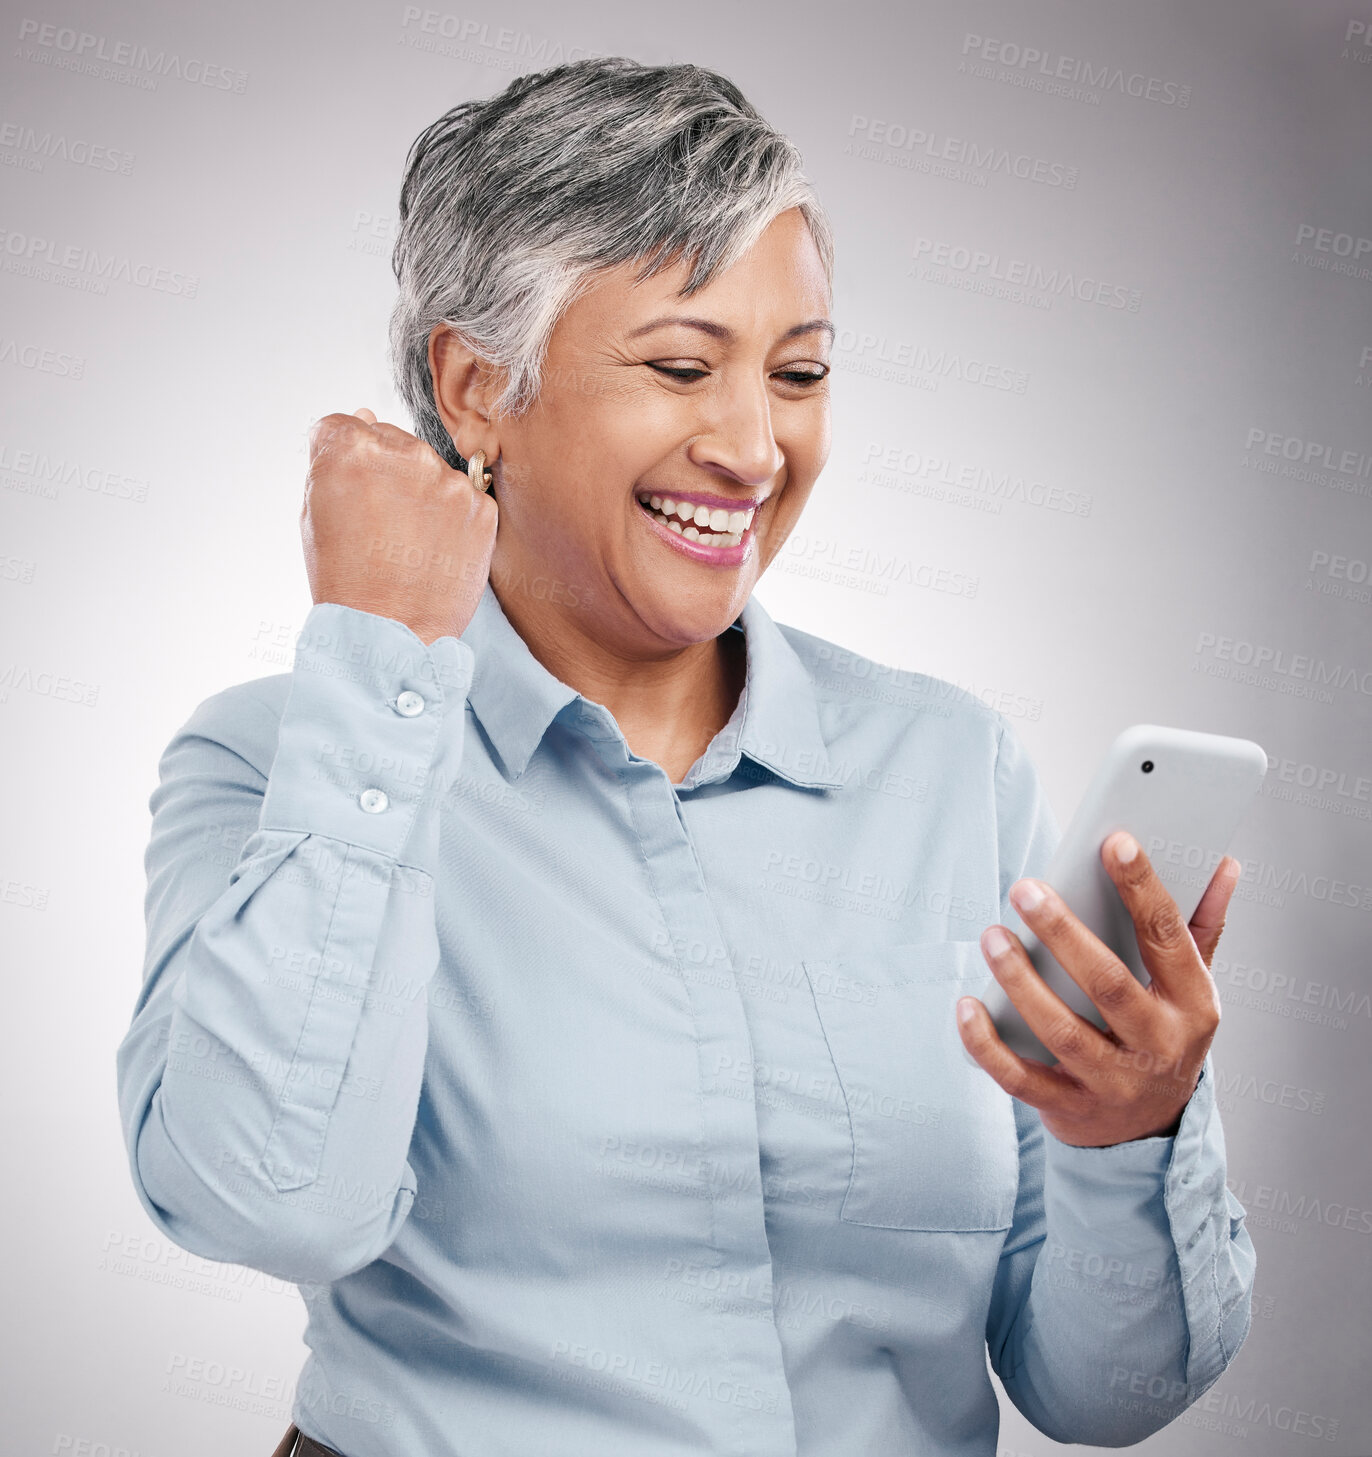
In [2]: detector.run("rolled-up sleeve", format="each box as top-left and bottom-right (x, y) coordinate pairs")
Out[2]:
(983, 715), (1257, 1445)
(115, 604), (474, 1286)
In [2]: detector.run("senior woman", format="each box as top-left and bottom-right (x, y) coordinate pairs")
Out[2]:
(117, 57), (1255, 1457)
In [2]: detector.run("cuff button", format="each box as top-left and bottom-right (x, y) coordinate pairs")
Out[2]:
(359, 788), (390, 814)
(395, 690), (426, 717)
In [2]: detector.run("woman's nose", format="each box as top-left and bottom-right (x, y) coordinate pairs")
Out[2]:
(688, 378), (786, 487)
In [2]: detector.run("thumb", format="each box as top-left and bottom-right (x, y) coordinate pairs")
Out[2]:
(1188, 856), (1241, 969)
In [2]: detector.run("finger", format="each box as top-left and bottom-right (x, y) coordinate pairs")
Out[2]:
(353, 406), (378, 424)
(1188, 856), (1241, 970)
(955, 994), (1081, 1111)
(1099, 831), (1209, 1010)
(979, 924), (1125, 1078)
(307, 410), (370, 452)
(1006, 876), (1155, 1045)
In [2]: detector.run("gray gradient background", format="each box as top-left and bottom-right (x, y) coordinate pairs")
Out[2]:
(2, 1), (1369, 1454)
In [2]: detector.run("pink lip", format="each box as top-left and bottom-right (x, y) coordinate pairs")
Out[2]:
(636, 494), (756, 566)
(636, 488), (767, 512)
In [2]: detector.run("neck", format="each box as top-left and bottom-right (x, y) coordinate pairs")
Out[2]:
(488, 568), (747, 784)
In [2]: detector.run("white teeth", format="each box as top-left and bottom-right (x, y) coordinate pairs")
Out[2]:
(635, 493), (751, 550)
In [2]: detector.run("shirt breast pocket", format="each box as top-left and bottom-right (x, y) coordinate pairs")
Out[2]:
(802, 940), (1020, 1232)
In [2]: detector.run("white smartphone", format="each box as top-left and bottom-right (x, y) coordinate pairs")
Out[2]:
(982, 723), (1268, 1065)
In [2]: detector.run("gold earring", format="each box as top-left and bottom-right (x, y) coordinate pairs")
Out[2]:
(466, 449), (493, 494)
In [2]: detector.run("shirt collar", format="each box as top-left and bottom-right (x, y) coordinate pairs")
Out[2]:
(460, 579), (844, 790)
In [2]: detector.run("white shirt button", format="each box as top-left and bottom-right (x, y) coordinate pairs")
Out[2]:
(395, 690), (426, 717)
(359, 788), (389, 814)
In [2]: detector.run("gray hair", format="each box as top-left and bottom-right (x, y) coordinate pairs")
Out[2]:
(387, 56), (835, 472)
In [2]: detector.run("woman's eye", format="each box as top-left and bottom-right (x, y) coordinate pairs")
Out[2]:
(648, 364), (708, 381)
(647, 363), (830, 386)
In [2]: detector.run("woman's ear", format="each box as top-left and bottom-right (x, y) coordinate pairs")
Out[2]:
(428, 323), (505, 462)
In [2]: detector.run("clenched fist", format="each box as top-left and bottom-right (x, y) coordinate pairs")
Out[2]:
(301, 407), (497, 645)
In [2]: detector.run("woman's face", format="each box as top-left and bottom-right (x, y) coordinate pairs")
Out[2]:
(477, 205), (832, 651)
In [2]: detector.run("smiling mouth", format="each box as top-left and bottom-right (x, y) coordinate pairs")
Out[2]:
(634, 491), (757, 548)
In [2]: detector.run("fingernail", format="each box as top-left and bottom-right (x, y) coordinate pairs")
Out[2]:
(1115, 832), (1138, 863)
(957, 997), (977, 1024)
(983, 926), (1012, 958)
(1010, 879), (1045, 913)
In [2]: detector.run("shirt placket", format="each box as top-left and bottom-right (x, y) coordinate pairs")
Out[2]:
(572, 699), (800, 1457)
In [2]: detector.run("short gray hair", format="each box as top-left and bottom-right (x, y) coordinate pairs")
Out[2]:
(387, 56), (835, 472)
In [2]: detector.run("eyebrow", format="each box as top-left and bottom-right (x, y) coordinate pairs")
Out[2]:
(626, 315), (835, 345)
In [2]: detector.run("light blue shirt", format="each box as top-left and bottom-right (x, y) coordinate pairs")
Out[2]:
(117, 580), (1256, 1456)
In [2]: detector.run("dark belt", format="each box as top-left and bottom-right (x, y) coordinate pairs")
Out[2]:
(271, 1425), (348, 1457)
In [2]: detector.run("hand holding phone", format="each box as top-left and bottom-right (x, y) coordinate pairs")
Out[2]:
(957, 724), (1266, 1146)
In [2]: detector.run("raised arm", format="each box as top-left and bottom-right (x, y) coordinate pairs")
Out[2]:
(116, 606), (475, 1284)
(116, 408), (497, 1285)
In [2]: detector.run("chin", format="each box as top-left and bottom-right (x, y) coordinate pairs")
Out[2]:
(630, 586), (746, 645)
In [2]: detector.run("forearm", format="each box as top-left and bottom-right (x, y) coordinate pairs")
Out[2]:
(117, 604), (474, 1284)
(992, 1057), (1257, 1445)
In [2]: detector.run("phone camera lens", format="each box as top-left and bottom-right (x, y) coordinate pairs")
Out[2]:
(1141, 759), (1154, 773)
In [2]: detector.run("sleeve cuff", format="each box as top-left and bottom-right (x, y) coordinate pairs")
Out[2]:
(1040, 1056), (1217, 1178)
(1041, 1054), (1249, 1391)
(258, 602), (475, 863)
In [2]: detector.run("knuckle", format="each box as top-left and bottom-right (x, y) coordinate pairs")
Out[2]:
(1052, 1018), (1086, 1060)
(1139, 903), (1187, 952)
(1092, 967), (1134, 1012)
